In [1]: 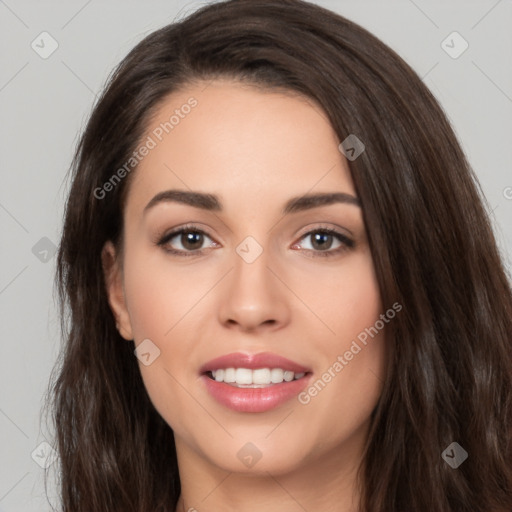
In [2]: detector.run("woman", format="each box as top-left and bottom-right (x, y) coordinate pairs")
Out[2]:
(43, 0), (512, 510)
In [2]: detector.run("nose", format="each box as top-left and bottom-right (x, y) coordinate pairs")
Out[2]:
(217, 244), (291, 333)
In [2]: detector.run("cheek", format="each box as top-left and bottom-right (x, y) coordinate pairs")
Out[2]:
(120, 247), (217, 423)
(296, 251), (386, 427)
(121, 252), (197, 432)
(329, 253), (386, 383)
(337, 260), (382, 341)
(302, 250), (382, 342)
(121, 246), (213, 339)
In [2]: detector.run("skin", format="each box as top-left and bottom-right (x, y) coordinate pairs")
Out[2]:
(103, 80), (388, 512)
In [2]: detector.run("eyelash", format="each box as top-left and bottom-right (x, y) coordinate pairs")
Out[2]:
(156, 223), (355, 258)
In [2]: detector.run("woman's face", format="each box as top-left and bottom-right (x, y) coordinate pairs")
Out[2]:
(104, 79), (387, 479)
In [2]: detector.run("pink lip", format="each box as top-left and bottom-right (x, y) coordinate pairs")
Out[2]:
(201, 375), (311, 413)
(199, 352), (312, 413)
(199, 351), (310, 373)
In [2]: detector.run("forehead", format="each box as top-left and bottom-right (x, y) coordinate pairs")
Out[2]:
(124, 79), (356, 215)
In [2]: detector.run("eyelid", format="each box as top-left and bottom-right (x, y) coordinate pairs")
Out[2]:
(294, 223), (353, 242)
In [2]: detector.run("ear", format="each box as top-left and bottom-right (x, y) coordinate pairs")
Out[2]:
(102, 241), (134, 340)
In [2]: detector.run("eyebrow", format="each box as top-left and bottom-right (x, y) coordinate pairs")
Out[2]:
(143, 189), (361, 215)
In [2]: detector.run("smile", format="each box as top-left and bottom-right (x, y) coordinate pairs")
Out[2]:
(200, 352), (312, 412)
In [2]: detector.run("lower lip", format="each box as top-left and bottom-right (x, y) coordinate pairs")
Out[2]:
(201, 374), (311, 413)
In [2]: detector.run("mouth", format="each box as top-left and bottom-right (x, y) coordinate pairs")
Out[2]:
(199, 352), (312, 412)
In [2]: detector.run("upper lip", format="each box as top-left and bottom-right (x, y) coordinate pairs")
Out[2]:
(200, 352), (311, 374)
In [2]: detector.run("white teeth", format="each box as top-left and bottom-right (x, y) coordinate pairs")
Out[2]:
(270, 368), (284, 383)
(284, 371), (294, 382)
(224, 367), (236, 383)
(253, 368), (271, 384)
(235, 368), (252, 385)
(208, 367), (306, 386)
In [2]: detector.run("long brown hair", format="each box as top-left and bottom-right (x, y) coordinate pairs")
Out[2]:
(43, 1), (512, 510)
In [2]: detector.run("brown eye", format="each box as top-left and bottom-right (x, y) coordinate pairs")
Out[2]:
(293, 228), (354, 257)
(180, 231), (205, 250)
(157, 226), (218, 256)
(310, 232), (335, 251)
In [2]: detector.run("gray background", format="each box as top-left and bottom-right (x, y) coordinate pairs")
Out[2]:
(1, 0), (511, 510)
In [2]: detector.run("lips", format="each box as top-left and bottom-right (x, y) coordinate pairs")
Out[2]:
(199, 352), (310, 374)
(199, 352), (312, 413)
